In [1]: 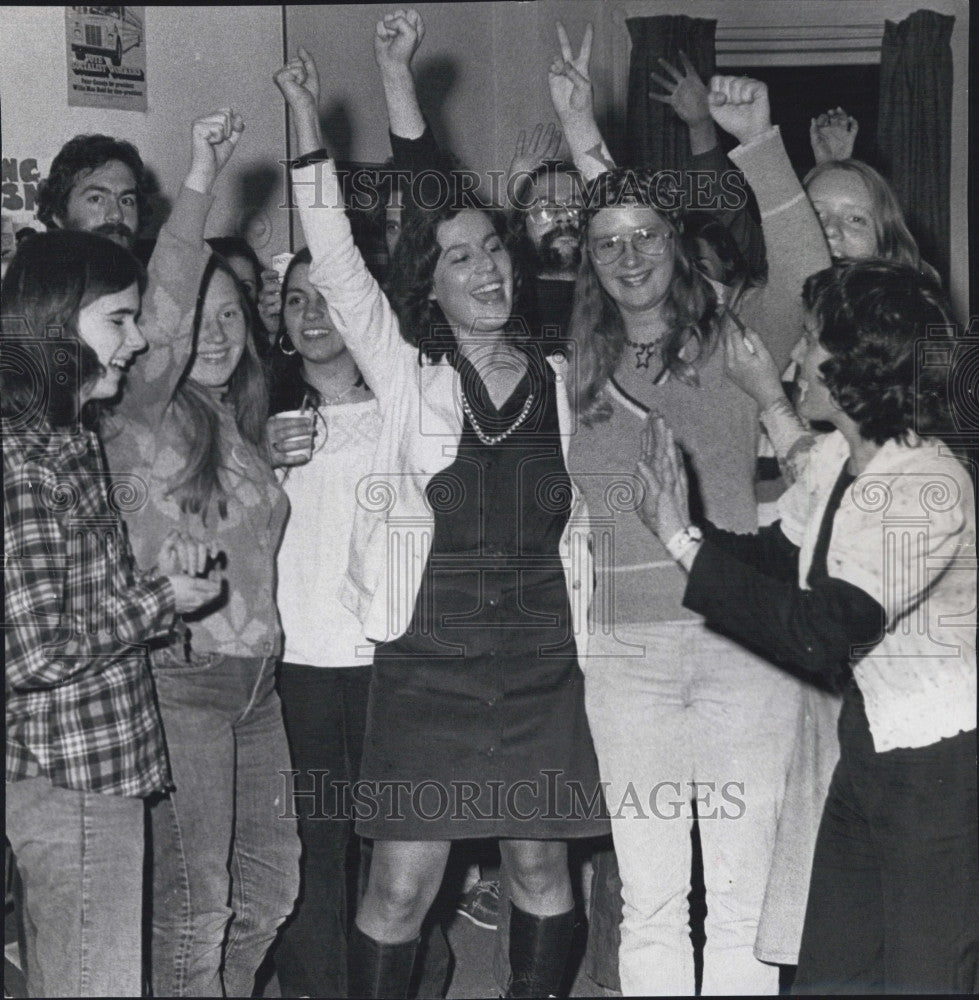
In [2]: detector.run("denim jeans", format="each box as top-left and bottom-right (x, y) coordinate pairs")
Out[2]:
(149, 653), (300, 997)
(794, 683), (979, 994)
(273, 662), (372, 998)
(582, 622), (803, 996)
(5, 776), (145, 997)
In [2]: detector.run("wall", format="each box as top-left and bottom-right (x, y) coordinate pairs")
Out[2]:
(285, 0), (969, 317)
(0, 3), (968, 314)
(0, 5), (288, 261)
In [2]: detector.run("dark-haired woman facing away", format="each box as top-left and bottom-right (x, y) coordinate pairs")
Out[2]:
(637, 260), (977, 994)
(275, 50), (607, 999)
(2, 230), (217, 997)
(100, 111), (299, 997)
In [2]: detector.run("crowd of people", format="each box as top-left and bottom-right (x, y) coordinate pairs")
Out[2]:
(3, 8), (976, 998)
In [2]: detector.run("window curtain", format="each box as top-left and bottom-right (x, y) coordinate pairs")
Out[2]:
(877, 9), (954, 286)
(624, 15), (717, 173)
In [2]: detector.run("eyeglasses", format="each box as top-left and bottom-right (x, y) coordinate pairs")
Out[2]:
(588, 227), (672, 264)
(526, 201), (582, 224)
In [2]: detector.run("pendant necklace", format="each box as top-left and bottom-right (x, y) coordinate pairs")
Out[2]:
(625, 337), (662, 370)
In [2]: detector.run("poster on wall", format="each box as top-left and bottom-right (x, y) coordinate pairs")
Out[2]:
(65, 5), (147, 111)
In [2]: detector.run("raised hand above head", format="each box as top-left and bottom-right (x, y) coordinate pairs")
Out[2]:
(507, 123), (563, 186)
(274, 48), (323, 154)
(186, 109), (244, 193)
(548, 21), (594, 121)
(707, 75), (771, 147)
(810, 107), (858, 163)
(274, 47), (320, 115)
(374, 7), (425, 72)
(649, 52), (711, 127)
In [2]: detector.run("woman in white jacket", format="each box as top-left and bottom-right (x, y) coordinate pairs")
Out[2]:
(274, 50), (608, 999)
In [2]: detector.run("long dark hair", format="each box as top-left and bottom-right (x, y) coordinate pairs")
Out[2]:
(166, 253), (269, 521)
(1, 230), (146, 431)
(385, 199), (534, 362)
(569, 169), (719, 423)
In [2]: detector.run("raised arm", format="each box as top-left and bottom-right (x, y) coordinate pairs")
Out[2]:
(650, 54), (765, 277)
(709, 77), (831, 373)
(275, 51), (409, 394)
(547, 22), (615, 181)
(374, 8), (426, 141)
(116, 110), (244, 425)
(810, 107), (858, 164)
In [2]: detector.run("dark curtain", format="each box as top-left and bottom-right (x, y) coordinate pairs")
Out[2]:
(624, 15), (716, 172)
(877, 9), (954, 286)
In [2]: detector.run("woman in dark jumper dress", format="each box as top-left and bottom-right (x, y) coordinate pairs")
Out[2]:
(274, 48), (608, 999)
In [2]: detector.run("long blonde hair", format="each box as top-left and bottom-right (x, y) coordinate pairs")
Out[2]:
(167, 254), (269, 522)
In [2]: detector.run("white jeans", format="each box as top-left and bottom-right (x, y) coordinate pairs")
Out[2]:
(582, 621), (803, 996)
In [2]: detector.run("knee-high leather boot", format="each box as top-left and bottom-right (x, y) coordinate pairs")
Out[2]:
(347, 924), (419, 999)
(506, 902), (575, 998)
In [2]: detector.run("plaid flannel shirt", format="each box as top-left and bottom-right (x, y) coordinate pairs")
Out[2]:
(4, 420), (175, 796)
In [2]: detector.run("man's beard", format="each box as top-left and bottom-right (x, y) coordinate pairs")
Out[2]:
(534, 223), (582, 276)
(92, 222), (135, 248)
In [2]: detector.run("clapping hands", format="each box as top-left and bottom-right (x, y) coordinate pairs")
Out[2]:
(157, 530), (222, 614)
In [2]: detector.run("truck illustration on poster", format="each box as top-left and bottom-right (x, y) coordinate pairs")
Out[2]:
(65, 6), (147, 111)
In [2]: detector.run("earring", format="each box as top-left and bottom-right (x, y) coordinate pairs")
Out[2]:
(278, 333), (297, 357)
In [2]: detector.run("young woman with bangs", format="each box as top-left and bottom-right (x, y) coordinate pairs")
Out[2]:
(99, 110), (300, 997)
(2, 229), (218, 997)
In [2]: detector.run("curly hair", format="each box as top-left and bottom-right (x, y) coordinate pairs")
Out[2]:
(803, 160), (927, 275)
(166, 254), (269, 522)
(37, 134), (152, 232)
(1, 230), (146, 430)
(569, 168), (720, 423)
(385, 198), (534, 363)
(803, 260), (953, 444)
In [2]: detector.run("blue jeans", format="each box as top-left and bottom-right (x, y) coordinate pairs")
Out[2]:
(5, 776), (145, 997)
(794, 683), (979, 994)
(149, 653), (300, 997)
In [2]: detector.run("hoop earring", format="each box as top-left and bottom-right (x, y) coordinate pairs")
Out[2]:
(278, 333), (297, 357)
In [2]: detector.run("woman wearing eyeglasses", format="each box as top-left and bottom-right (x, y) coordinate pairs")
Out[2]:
(549, 27), (831, 995)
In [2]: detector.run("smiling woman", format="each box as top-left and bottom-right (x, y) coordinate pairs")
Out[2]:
(99, 110), (299, 997)
(275, 42), (607, 999)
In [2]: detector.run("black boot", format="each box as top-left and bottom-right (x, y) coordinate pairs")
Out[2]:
(506, 902), (575, 998)
(347, 924), (419, 999)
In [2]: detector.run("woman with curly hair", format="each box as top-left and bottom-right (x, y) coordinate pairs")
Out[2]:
(548, 24), (831, 993)
(636, 260), (977, 993)
(99, 111), (299, 997)
(275, 47), (608, 999)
